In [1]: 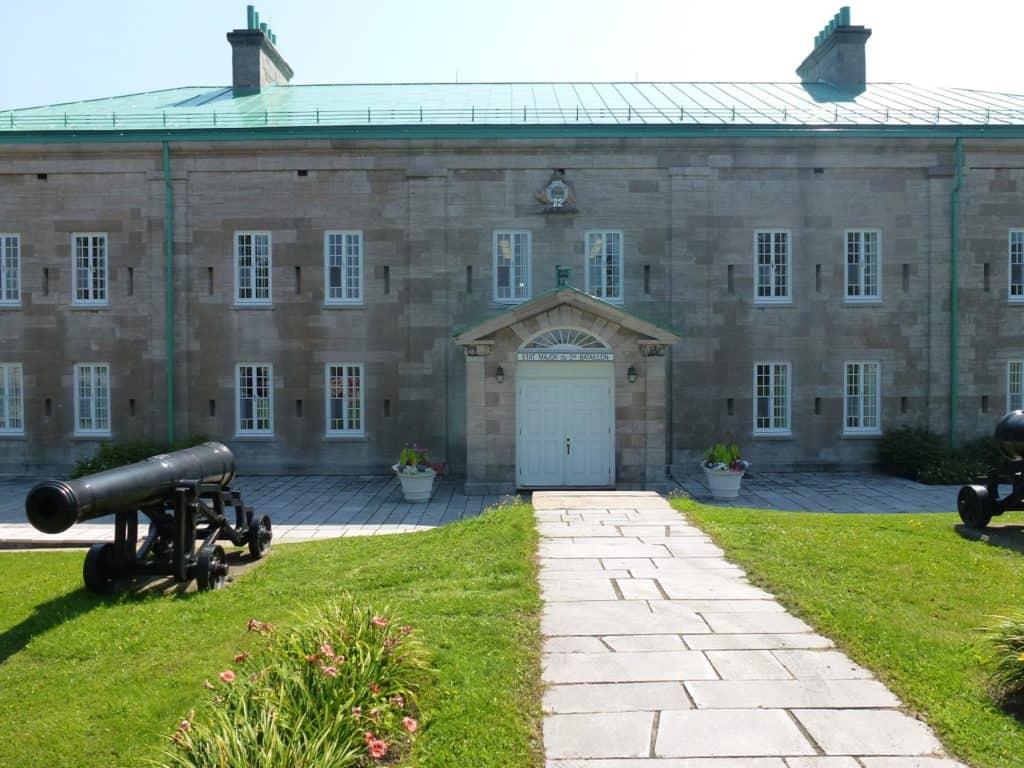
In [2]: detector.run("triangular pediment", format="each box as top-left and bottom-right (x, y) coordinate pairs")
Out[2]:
(453, 287), (680, 347)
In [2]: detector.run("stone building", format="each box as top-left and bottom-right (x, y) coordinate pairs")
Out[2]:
(1, 8), (1023, 491)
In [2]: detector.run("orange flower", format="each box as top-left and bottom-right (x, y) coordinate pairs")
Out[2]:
(402, 716), (419, 733)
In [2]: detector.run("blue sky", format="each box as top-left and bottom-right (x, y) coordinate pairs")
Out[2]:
(2, 0), (1021, 110)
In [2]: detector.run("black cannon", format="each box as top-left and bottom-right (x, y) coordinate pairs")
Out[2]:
(957, 411), (1024, 529)
(25, 442), (271, 593)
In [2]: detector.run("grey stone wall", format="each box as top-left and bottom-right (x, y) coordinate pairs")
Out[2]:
(0, 136), (1019, 477)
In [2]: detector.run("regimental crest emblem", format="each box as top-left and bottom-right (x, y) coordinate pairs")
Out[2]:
(534, 170), (577, 213)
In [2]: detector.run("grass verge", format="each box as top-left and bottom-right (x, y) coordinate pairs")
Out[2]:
(0, 500), (542, 768)
(672, 498), (1024, 768)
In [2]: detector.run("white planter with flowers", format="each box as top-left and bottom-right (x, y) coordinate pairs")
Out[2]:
(702, 443), (750, 500)
(393, 443), (437, 503)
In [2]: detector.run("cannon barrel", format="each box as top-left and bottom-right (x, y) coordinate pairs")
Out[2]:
(25, 442), (236, 534)
(996, 410), (1024, 461)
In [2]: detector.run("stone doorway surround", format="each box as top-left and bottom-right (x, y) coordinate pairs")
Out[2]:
(454, 287), (680, 495)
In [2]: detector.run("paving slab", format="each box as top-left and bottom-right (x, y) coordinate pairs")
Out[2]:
(686, 679), (901, 709)
(543, 651), (717, 684)
(544, 682), (691, 713)
(535, 490), (960, 768)
(655, 709), (816, 757)
(792, 709), (945, 756)
(546, 760), (786, 768)
(543, 711), (653, 759)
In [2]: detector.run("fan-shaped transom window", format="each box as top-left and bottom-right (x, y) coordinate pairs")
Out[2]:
(524, 328), (609, 350)
(518, 328), (613, 361)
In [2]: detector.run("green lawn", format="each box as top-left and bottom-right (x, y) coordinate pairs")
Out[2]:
(0, 501), (542, 768)
(673, 498), (1024, 768)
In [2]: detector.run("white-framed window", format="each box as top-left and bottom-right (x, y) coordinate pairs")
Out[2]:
(73, 363), (111, 436)
(1010, 230), (1024, 301)
(72, 233), (108, 306)
(325, 231), (363, 305)
(1009, 361), (1024, 412)
(0, 364), (24, 435)
(493, 231), (531, 302)
(0, 234), (20, 305)
(754, 362), (791, 434)
(585, 230), (624, 302)
(844, 361), (882, 434)
(235, 232), (272, 304)
(845, 230), (881, 302)
(236, 363), (273, 435)
(325, 363), (364, 436)
(754, 230), (791, 303)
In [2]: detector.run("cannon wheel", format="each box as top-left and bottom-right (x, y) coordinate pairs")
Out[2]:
(83, 542), (116, 594)
(957, 484), (994, 529)
(196, 545), (228, 591)
(248, 514), (272, 559)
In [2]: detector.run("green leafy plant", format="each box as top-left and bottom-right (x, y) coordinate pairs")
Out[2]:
(703, 443), (749, 472)
(70, 435), (211, 478)
(982, 612), (1024, 700)
(396, 443), (433, 475)
(879, 428), (1004, 485)
(157, 598), (430, 768)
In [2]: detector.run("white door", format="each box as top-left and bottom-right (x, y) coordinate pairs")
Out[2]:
(517, 363), (614, 487)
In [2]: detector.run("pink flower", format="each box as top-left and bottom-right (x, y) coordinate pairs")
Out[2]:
(351, 706), (363, 716)
(246, 618), (274, 635)
(234, 652), (249, 664)
(305, 653), (320, 664)
(371, 616), (389, 628)
(369, 708), (381, 721)
(321, 665), (339, 677)
(319, 642), (335, 659)
(399, 625), (413, 635)
(178, 719), (191, 733)
(219, 670), (236, 684)
(370, 681), (381, 694)
(390, 694), (405, 708)
(368, 739), (388, 759)
(363, 731), (376, 745)
(402, 716), (419, 733)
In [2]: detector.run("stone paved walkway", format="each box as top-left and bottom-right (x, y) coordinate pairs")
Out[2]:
(674, 471), (959, 513)
(0, 476), (505, 547)
(537, 490), (966, 767)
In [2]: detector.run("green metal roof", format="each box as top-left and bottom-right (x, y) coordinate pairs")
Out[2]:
(3, 81), (1024, 134)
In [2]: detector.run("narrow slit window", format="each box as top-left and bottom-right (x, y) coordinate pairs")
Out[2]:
(727, 264), (734, 294)
(209, 399), (216, 418)
(466, 265), (473, 293)
(383, 398), (391, 418)
(815, 264), (822, 293)
(127, 267), (134, 297)
(207, 267), (214, 296)
(726, 397), (734, 416)
(982, 395), (990, 414)
(814, 397), (822, 415)
(129, 398), (136, 417)
(43, 267), (49, 297)
(296, 399), (303, 418)
(45, 398), (52, 417)
(902, 263), (910, 292)
(900, 396), (908, 414)
(643, 264), (651, 294)
(984, 262), (991, 293)
(383, 265), (390, 295)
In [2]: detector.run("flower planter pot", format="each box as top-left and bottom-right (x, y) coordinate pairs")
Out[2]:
(703, 467), (744, 500)
(393, 466), (436, 503)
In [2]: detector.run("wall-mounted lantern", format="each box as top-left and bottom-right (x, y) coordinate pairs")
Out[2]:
(495, 365), (505, 384)
(627, 365), (638, 384)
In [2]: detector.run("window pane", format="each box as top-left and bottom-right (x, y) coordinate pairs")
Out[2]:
(345, 234), (361, 300)
(254, 234), (270, 300)
(495, 234), (512, 297)
(2, 237), (18, 301)
(1011, 362), (1024, 411)
(863, 363), (879, 427)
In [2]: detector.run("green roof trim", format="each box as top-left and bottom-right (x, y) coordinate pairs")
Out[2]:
(3, 81), (1024, 141)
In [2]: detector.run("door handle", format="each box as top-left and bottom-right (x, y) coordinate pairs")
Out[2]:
(566, 437), (571, 455)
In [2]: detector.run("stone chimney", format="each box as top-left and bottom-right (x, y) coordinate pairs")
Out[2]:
(796, 7), (871, 92)
(227, 5), (293, 91)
